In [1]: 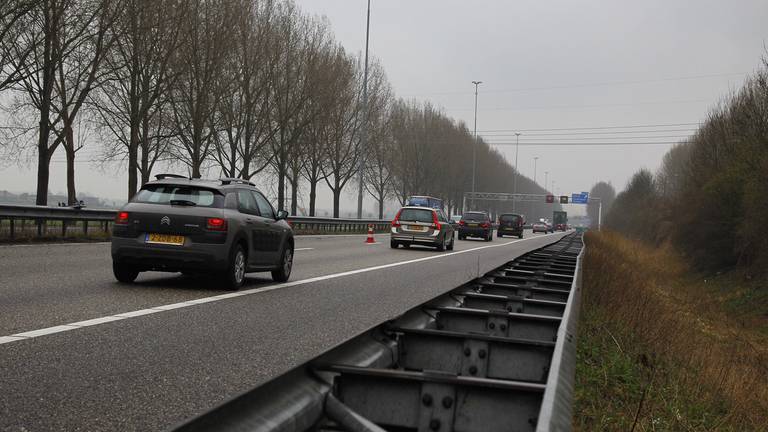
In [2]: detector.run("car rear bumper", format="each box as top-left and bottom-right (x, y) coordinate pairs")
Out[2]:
(497, 227), (523, 236)
(111, 236), (230, 272)
(458, 227), (491, 237)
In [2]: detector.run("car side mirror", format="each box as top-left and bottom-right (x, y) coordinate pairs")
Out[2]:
(276, 210), (289, 220)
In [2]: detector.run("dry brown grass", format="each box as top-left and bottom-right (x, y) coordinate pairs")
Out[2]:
(579, 230), (768, 430)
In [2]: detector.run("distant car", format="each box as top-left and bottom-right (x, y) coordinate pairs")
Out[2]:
(391, 206), (455, 251)
(111, 174), (294, 290)
(555, 223), (567, 231)
(450, 214), (462, 227)
(457, 211), (493, 241)
(532, 222), (549, 234)
(497, 213), (524, 239)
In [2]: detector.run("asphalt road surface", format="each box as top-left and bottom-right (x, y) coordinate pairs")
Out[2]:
(0, 230), (567, 431)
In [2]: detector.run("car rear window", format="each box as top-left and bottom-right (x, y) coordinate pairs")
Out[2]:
(398, 208), (434, 223)
(462, 212), (488, 221)
(134, 185), (222, 207)
(500, 214), (520, 223)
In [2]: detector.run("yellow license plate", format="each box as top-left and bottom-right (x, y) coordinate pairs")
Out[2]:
(146, 233), (185, 245)
(469, 223), (479, 227)
(407, 225), (427, 232)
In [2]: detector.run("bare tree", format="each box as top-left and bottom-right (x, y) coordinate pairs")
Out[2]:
(49, 0), (122, 204)
(167, 0), (235, 178)
(362, 61), (394, 219)
(267, 4), (329, 211)
(90, 0), (183, 199)
(212, 0), (279, 181)
(319, 52), (365, 218)
(11, 0), (118, 205)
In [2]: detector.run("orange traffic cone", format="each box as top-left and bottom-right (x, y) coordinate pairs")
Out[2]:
(366, 224), (375, 243)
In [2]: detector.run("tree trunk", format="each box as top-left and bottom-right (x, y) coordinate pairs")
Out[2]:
(277, 163), (286, 211)
(64, 125), (76, 205)
(378, 196), (384, 219)
(308, 180), (317, 216)
(35, 0), (55, 206)
(290, 177), (298, 215)
(35, 149), (50, 206)
(128, 127), (139, 199)
(332, 188), (340, 218)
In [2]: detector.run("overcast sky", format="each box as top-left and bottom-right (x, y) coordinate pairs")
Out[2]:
(2, 0), (767, 216)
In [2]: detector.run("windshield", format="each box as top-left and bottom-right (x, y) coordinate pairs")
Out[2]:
(134, 185), (222, 207)
(462, 212), (488, 222)
(398, 208), (434, 223)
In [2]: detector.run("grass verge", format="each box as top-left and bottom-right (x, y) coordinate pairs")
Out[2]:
(574, 231), (768, 431)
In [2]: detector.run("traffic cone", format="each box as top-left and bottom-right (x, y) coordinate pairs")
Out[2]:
(366, 224), (375, 243)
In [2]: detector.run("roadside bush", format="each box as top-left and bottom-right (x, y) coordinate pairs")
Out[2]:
(575, 231), (768, 431)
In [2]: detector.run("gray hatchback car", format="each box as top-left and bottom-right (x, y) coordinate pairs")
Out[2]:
(111, 174), (294, 290)
(390, 206), (455, 251)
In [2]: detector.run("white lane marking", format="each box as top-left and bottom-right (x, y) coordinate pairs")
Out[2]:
(294, 247), (314, 251)
(0, 233), (564, 346)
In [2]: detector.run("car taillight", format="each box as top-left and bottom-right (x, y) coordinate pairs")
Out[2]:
(480, 222), (490, 228)
(115, 211), (129, 225)
(391, 210), (402, 228)
(206, 217), (227, 231)
(431, 211), (441, 230)
(459, 220), (466, 226)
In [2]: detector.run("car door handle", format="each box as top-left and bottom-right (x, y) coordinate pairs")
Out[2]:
(245, 218), (256, 225)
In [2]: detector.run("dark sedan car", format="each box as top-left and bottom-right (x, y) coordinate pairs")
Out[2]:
(497, 213), (524, 238)
(390, 206), (455, 251)
(457, 211), (493, 241)
(111, 174), (294, 290)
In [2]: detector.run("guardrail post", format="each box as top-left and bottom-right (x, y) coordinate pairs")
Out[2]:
(83, 220), (88, 235)
(9, 219), (14, 239)
(61, 220), (67, 237)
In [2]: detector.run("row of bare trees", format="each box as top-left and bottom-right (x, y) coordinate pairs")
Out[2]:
(1, 0), (545, 218)
(605, 56), (768, 271)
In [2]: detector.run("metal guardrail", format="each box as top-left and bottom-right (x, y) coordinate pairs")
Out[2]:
(173, 233), (584, 432)
(0, 204), (391, 239)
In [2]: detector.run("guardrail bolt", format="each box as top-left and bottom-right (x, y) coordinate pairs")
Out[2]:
(463, 347), (471, 357)
(429, 419), (441, 430)
(442, 396), (453, 409)
(468, 365), (478, 375)
(478, 349), (487, 359)
(500, 323), (507, 331)
(516, 306), (523, 313)
(422, 394), (433, 407)
(488, 322), (495, 329)
(506, 305), (513, 312)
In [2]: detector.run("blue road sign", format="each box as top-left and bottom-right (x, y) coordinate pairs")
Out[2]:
(571, 192), (589, 204)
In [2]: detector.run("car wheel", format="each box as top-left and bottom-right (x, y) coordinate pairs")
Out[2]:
(447, 235), (455, 250)
(271, 244), (293, 282)
(113, 261), (139, 283)
(390, 239), (398, 249)
(458, 234), (464, 240)
(436, 235), (446, 251)
(222, 245), (247, 290)
(519, 233), (524, 239)
(487, 232), (493, 242)
(497, 232), (502, 238)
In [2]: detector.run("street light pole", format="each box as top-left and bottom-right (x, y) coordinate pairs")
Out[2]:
(356, 0), (371, 219)
(471, 80), (482, 210)
(512, 132), (521, 211)
(533, 157), (539, 185)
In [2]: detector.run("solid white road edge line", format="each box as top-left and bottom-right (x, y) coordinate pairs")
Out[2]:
(0, 232), (563, 346)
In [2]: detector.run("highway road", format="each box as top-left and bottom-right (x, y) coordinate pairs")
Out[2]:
(0, 230), (567, 431)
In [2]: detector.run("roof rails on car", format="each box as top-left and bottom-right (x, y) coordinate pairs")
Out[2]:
(219, 177), (256, 187)
(155, 173), (190, 180)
